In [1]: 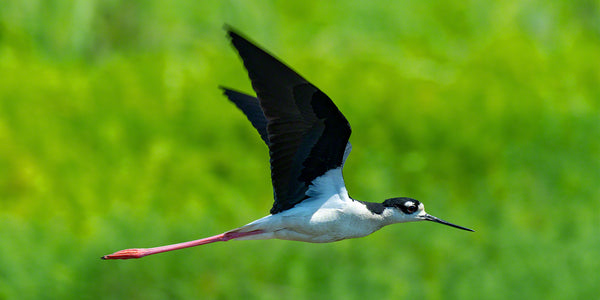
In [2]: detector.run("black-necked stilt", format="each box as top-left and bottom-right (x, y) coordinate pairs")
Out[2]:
(102, 26), (473, 260)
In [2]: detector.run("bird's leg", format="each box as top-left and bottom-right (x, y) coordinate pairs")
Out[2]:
(101, 230), (264, 260)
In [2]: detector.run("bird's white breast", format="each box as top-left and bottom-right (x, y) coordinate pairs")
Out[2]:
(231, 167), (386, 243)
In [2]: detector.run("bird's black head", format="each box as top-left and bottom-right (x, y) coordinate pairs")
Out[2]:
(383, 197), (421, 215)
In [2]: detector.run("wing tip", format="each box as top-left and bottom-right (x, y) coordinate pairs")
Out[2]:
(222, 23), (234, 34)
(223, 24), (245, 43)
(217, 85), (230, 94)
(218, 86), (248, 99)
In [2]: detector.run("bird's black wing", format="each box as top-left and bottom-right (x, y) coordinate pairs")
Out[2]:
(220, 87), (270, 145)
(226, 26), (352, 214)
(221, 88), (352, 169)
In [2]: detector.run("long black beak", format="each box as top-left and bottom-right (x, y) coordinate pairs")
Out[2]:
(420, 214), (474, 232)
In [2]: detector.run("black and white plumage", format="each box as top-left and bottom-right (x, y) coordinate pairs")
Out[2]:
(226, 29), (352, 215)
(102, 26), (473, 260)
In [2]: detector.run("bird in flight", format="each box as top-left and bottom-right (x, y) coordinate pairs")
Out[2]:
(102, 26), (473, 260)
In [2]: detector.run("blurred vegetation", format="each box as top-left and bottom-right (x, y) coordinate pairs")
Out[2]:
(0, 0), (599, 299)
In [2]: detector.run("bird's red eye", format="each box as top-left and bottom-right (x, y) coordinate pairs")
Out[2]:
(403, 202), (418, 214)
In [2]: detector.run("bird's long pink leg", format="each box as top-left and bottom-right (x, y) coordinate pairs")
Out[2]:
(101, 230), (264, 260)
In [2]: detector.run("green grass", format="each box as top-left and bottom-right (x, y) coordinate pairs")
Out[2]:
(1, 0), (599, 299)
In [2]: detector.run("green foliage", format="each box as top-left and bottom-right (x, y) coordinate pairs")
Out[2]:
(1, 0), (599, 299)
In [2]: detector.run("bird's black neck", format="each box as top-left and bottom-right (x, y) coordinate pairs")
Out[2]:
(356, 200), (385, 215)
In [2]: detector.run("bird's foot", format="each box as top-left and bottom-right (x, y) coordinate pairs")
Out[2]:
(102, 248), (148, 260)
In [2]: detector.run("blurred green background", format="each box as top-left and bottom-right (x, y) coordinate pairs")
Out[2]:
(1, 0), (599, 299)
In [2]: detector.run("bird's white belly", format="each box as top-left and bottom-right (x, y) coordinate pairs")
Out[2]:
(230, 169), (385, 243)
(234, 203), (384, 243)
(274, 210), (381, 242)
